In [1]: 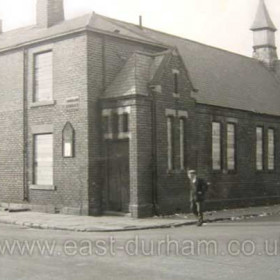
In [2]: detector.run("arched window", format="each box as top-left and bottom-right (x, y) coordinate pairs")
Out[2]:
(63, 122), (75, 158)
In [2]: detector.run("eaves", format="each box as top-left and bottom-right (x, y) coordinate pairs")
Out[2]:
(0, 25), (171, 55)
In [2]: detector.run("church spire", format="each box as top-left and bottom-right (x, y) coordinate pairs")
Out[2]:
(251, 0), (276, 31)
(251, 0), (278, 69)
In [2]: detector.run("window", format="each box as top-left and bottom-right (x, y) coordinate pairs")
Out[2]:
(63, 122), (74, 158)
(33, 134), (53, 185)
(167, 116), (175, 170)
(174, 72), (179, 94)
(103, 116), (109, 134)
(34, 51), (53, 102)
(179, 118), (186, 169)
(268, 128), (275, 171)
(227, 123), (236, 171)
(112, 113), (119, 135)
(212, 122), (222, 170)
(122, 113), (129, 133)
(102, 109), (130, 139)
(256, 127), (264, 171)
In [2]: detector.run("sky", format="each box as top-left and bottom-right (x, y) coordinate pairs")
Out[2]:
(0, 0), (279, 57)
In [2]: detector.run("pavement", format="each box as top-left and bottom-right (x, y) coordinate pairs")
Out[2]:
(0, 204), (279, 232)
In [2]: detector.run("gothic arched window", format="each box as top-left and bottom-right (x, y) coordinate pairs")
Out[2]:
(63, 122), (75, 158)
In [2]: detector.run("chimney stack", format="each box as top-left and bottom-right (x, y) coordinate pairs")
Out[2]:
(37, 0), (65, 28)
(139, 15), (143, 29)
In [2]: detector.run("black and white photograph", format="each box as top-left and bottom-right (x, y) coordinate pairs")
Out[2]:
(0, 0), (280, 279)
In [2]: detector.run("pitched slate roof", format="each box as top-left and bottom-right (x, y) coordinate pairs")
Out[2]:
(1, 10), (280, 116)
(0, 13), (93, 51)
(103, 52), (151, 98)
(0, 12), (158, 51)
(103, 51), (168, 98)
(96, 14), (280, 116)
(251, 0), (277, 31)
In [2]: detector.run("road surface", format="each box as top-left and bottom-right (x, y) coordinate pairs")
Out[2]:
(0, 215), (279, 280)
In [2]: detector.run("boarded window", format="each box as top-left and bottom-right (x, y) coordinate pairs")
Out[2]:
(256, 127), (264, 171)
(34, 51), (53, 102)
(268, 128), (275, 171)
(179, 118), (186, 169)
(63, 122), (74, 158)
(227, 123), (236, 171)
(34, 134), (53, 185)
(167, 117), (175, 170)
(212, 122), (222, 170)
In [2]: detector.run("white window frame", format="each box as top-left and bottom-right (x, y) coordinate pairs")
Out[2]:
(63, 122), (75, 158)
(256, 126), (264, 171)
(34, 51), (53, 102)
(226, 123), (236, 171)
(32, 133), (54, 188)
(212, 122), (222, 171)
(268, 128), (275, 171)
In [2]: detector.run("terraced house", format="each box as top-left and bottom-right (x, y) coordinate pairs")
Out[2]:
(0, 0), (280, 218)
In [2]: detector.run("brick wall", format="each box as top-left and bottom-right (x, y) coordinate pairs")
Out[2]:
(87, 33), (164, 216)
(133, 51), (280, 216)
(150, 52), (280, 215)
(195, 104), (280, 210)
(129, 97), (154, 217)
(149, 53), (196, 215)
(27, 34), (89, 215)
(0, 33), (90, 215)
(0, 51), (24, 203)
(87, 33), (104, 215)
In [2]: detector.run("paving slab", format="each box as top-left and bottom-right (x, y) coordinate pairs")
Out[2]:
(0, 211), (196, 232)
(0, 204), (279, 232)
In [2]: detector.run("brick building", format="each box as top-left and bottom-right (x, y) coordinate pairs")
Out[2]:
(0, 0), (280, 217)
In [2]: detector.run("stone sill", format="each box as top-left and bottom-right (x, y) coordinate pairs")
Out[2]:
(30, 185), (56, 191)
(30, 100), (56, 108)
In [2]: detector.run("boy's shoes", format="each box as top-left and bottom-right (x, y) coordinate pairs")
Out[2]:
(197, 220), (203, 227)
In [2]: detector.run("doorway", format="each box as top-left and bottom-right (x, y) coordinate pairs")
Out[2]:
(106, 140), (130, 212)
